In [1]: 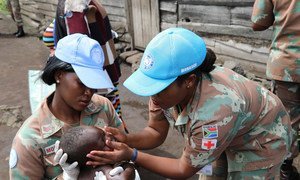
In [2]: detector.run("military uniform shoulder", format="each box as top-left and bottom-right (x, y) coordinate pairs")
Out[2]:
(16, 114), (41, 138)
(85, 94), (111, 113)
(91, 94), (111, 105)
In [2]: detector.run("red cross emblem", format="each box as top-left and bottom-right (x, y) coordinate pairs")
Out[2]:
(201, 139), (217, 150)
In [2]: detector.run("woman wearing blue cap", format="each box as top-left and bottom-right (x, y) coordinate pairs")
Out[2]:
(86, 28), (293, 179)
(9, 34), (130, 179)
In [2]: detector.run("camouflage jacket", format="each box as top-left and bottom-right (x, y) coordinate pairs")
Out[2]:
(252, 0), (300, 83)
(149, 66), (292, 172)
(9, 94), (124, 179)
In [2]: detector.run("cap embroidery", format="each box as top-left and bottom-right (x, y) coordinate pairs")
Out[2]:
(181, 63), (197, 73)
(143, 54), (154, 70)
(91, 48), (102, 64)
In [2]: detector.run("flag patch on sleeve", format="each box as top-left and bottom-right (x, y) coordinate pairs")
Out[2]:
(202, 125), (218, 139)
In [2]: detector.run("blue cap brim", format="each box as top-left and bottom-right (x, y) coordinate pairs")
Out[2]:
(123, 68), (177, 96)
(72, 65), (114, 90)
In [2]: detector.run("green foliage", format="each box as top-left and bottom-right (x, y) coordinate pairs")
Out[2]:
(0, 0), (9, 13)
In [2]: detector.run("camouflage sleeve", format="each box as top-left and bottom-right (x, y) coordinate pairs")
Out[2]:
(103, 96), (125, 132)
(251, 0), (274, 27)
(182, 102), (242, 168)
(9, 134), (44, 179)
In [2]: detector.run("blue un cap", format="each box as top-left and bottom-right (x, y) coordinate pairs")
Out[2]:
(55, 33), (114, 90)
(124, 28), (207, 96)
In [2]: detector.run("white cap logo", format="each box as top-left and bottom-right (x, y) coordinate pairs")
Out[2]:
(91, 48), (103, 65)
(143, 54), (154, 70)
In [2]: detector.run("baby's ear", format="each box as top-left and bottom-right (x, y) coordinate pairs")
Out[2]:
(105, 133), (116, 142)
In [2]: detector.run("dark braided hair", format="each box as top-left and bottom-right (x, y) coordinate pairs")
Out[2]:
(177, 48), (216, 83)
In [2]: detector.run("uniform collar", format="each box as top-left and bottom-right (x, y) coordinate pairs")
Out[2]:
(39, 97), (64, 139)
(40, 94), (103, 139)
(174, 82), (202, 126)
(83, 95), (104, 116)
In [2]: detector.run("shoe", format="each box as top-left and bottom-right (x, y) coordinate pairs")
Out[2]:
(16, 30), (25, 37)
(280, 160), (300, 180)
(15, 26), (25, 38)
(15, 28), (25, 38)
(13, 30), (19, 35)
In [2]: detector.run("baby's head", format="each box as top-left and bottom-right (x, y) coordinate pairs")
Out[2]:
(60, 126), (136, 180)
(60, 125), (106, 167)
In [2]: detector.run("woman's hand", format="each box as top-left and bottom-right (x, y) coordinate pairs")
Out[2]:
(86, 140), (133, 166)
(104, 126), (127, 143)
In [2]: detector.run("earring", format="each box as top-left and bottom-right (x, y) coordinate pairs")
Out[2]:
(56, 80), (60, 83)
(187, 85), (190, 88)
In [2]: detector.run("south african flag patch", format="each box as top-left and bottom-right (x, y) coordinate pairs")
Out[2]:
(202, 125), (218, 139)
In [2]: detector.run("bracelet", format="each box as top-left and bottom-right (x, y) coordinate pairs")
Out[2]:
(130, 148), (138, 162)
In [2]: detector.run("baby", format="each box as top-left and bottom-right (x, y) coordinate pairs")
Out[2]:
(59, 126), (136, 180)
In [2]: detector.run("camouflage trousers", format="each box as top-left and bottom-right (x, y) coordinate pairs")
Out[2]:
(198, 153), (281, 180)
(7, 0), (23, 26)
(272, 80), (300, 157)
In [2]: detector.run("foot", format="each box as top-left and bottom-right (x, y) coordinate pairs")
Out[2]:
(15, 30), (25, 38)
(13, 30), (19, 35)
(280, 164), (300, 180)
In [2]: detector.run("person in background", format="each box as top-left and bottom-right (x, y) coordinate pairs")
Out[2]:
(85, 28), (292, 179)
(6, 0), (25, 37)
(42, 20), (55, 56)
(251, 1), (300, 179)
(42, 0), (127, 132)
(9, 34), (125, 179)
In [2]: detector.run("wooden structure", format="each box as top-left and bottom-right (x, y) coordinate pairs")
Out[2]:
(130, 0), (160, 49)
(19, 0), (272, 74)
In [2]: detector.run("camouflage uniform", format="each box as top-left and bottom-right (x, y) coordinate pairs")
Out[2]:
(150, 66), (292, 179)
(6, 0), (23, 26)
(9, 94), (124, 179)
(252, 0), (300, 157)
